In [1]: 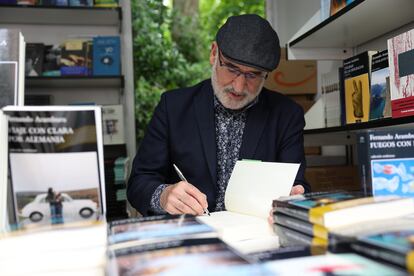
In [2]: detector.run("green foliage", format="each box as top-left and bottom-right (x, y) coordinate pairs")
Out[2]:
(131, 0), (265, 146)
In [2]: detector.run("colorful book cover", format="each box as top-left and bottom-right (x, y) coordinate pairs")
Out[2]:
(60, 39), (90, 76)
(343, 51), (377, 124)
(25, 43), (44, 77)
(94, 0), (118, 7)
(388, 28), (414, 118)
(369, 50), (390, 120)
(111, 238), (248, 275)
(108, 214), (214, 245)
(92, 36), (121, 76)
(352, 230), (414, 273)
(357, 128), (414, 197)
(3, 106), (106, 228)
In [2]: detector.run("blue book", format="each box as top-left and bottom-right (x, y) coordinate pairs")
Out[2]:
(93, 36), (121, 76)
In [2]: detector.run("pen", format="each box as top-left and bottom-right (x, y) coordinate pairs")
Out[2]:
(173, 164), (210, 216)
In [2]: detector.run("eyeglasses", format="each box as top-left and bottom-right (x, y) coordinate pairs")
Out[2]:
(218, 51), (267, 84)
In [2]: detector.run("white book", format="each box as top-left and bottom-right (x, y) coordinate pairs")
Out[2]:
(102, 104), (125, 145)
(197, 160), (299, 254)
(3, 105), (106, 228)
(0, 110), (8, 233)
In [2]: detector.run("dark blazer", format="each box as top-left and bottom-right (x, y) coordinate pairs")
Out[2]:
(128, 79), (309, 216)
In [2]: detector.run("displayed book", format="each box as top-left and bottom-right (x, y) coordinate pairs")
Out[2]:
(108, 237), (248, 276)
(351, 229), (414, 273)
(357, 128), (414, 196)
(25, 43), (45, 77)
(329, 0), (354, 16)
(3, 105), (106, 227)
(273, 224), (327, 251)
(69, 0), (92, 6)
(387, 28), (414, 118)
(320, 0), (330, 22)
(0, 110), (8, 233)
(272, 191), (414, 228)
(94, 0), (118, 7)
(0, 220), (107, 275)
(197, 160), (299, 254)
(42, 44), (61, 77)
(102, 104), (125, 145)
(321, 70), (341, 127)
(108, 214), (215, 248)
(263, 253), (404, 275)
(343, 51), (377, 124)
(92, 36), (121, 76)
(370, 49), (391, 120)
(40, 0), (68, 5)
(60, 39), (90, 76)
(0, 29), (25, 108)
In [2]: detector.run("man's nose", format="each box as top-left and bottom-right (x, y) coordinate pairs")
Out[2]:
(232, 74), (247, 93)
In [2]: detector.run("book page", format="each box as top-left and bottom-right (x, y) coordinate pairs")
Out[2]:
(225, 161), (300, 219)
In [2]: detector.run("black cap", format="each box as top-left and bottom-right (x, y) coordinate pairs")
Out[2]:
(216, 14), (281, 72)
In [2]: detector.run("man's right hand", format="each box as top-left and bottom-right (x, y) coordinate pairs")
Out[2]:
(160, 181), (208, 216)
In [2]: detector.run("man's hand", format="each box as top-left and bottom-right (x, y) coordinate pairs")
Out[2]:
(268, 184), (306, 225)
(160, 181), (208, 215)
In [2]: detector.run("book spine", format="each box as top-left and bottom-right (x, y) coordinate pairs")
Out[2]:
(275, 207), (309, 222)
(273, 212), (328, 240)
(356, 132), (370, 195)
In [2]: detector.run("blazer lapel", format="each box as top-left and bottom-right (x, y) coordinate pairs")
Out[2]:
(193, 81), (217, 186)
(239, 94), (269, 159)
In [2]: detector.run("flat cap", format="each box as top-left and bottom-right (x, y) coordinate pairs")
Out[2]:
(216, 14), (280, 72)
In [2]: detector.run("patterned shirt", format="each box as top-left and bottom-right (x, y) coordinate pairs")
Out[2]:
(150, 93), (257, 214)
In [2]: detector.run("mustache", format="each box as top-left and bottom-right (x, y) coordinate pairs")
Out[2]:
(223, 86), (248, 96)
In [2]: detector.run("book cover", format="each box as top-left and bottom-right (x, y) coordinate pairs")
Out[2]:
(25, 43), (44, 77)
(110, 238), (248, 275)
(102, 104), (125, 145)
(351, 229), (414, 273)
(108, 214), (214, 246)
(92, 36), (121, 76)
(94, 0), (118, 7)
(0, 111), (8, 232)
(0, 29), (25, 107)
(357, 128), (414, 197)
(370, 50), (391, 120)
(343, 51), (377, 124)
(60, 39), (89, 76)
(3, 106), (106, 227)
(69, 0), (92, 6)
(272, 191), (414, 228)
(387, 28), (414, 118)
(329, 0), (354, 16)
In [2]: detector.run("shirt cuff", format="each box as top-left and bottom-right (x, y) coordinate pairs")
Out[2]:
(150, 184), (169, 214)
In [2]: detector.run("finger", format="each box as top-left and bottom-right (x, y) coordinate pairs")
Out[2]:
(290, 185), (305, 195)
(183, 183), (208, 209)
(179, 192), (204, 215)
(172, 197), (198, 215)
(164, 204), (182, 215)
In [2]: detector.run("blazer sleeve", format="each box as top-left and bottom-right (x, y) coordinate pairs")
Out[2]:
(278, 104), (311, 193)
(127, 93), (171, 215)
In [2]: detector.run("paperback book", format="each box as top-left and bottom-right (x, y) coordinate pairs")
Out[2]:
(357, 128), (414, 196)
(3, 106), (106, 227)
(388, 28), (414, 118)
(370, 49), (391, 120)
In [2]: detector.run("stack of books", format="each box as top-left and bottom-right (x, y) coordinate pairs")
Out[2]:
(272, 191), (414, 272)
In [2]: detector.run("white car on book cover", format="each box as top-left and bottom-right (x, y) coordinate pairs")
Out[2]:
(21, 193), (97, 222)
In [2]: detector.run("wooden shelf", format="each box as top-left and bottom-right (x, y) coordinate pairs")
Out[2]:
(288, 0), (414, 59)
(0, 5), (121, 26)
(25, 76), (124, 89)
(304, 117), (414, 135)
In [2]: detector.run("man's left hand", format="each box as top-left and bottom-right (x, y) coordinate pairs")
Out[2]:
(268, 184), (305, 225)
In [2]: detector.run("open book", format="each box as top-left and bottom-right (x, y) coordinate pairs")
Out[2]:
(197, 160), (300, 254)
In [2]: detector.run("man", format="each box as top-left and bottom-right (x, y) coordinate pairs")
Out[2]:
(128, 14), (309, 216)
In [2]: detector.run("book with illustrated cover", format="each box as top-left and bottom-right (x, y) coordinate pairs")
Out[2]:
(60, 40), (90, 76)
(343, 51), (377, 124)
(370, 50), (391, 120)
(108, 214), (215, 247)
(329, 0), (354, 16)
(388, 28), (414, 118)
(92, 36), (121, 76)
(0, 29), (25, 108)
(357, 128), (414, 196)
(102, 104), (125, 145)
(94, 0), (118, 7)
(25, 43), (44, 77)
(3, 106), (106, 228)
(272, 191), (414, 228)
(109, 237), (248, 276)
(351, 229), (414, 273)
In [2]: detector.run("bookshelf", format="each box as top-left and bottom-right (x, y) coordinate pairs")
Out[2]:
(0, 4), (136, 162)
(287, 0), (414, 60)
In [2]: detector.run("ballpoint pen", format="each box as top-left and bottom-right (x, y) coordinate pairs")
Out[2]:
(173, 164), (210, 216)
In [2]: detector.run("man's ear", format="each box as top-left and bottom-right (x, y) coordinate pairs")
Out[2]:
(209, 42), (218, 66)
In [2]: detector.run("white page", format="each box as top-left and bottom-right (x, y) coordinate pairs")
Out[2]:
(225, 160), (300, 218)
